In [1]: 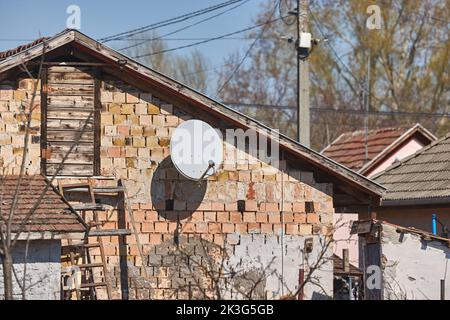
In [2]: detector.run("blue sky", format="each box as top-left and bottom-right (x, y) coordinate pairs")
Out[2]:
(0, 0), (268, 68)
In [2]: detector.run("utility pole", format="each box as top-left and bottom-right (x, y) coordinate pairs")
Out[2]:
(297, 0), (310, 147)
(364, 50), (371, 164)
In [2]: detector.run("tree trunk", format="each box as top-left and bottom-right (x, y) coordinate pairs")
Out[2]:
(2, 251), (14, 300)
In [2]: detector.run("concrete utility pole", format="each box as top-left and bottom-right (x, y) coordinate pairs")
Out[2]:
(297, 0), (310, 147)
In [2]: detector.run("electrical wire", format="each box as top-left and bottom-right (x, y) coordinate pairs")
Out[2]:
(279, 0), (296, 26)
(226, 102), (450, 118)
(118, 0), (252, 52)
(216, 0), (281, 95)
(131, 16), (284, 59)
(98, 0), (245, 43)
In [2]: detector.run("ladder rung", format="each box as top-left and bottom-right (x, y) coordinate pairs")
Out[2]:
(83, 243), (101, 248)
(93, 187), (124, 193)
(80, 282), (107, 288)
(71, 203), (110, 211)
(89, 229), (131, 236)
(78, 263), (104, 269)
(88, 222), (104, 227)
(60, 186), (124, 194)
(62, 242), (100, 250)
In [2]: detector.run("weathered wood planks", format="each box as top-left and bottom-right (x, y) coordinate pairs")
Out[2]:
(43, 66), (97, 176)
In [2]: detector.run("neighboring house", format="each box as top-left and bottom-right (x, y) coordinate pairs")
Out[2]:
(370, 134), (450, 234)
(323, 125), (436, 267)
(353, 220), (450, 300)
(322, 124), (436, 178)
(0, 29), (384, 300)
(0, 175), (86, 300)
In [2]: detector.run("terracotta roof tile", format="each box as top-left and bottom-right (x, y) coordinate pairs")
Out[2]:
(323, 127), (407, 171)
(0, 175), (86, 234)
(0, 37), (50, 60)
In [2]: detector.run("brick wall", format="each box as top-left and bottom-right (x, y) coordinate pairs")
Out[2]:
(0, 73), (334, 299)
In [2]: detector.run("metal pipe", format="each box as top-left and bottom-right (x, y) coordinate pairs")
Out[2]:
(298, 268), (304, 300)
(432, 213), (437, 235)
(348, 277), (353, 300)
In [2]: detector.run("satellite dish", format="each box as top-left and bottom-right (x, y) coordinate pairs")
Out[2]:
(170, 119), (223, 181)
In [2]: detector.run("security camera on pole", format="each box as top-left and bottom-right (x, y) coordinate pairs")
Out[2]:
(287, 0), (321, 147)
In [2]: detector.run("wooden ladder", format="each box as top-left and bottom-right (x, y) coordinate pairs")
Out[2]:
(59, 179), (113, 300)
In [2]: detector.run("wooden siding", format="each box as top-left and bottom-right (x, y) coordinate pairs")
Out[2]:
(43, 66), (96, 176)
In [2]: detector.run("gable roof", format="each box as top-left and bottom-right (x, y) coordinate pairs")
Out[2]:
(0, 29), (385, 200)
(0, 175), (86, 238)
(373, 133), (450, 206)
(322, 124), (436, 174)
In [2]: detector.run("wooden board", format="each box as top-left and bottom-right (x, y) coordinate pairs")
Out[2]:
(44, 66), (97, 177)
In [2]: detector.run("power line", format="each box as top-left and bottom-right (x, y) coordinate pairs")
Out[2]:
(119, 0), (251, 52)
(226, 102), (450, 118)
(132, 16), (284, 59)
(216, 0), (280, 95)
(98, 0), (245, 43)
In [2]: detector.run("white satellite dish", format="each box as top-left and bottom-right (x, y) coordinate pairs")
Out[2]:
(170, 119), (223, 181)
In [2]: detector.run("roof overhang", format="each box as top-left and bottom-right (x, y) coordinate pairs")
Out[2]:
(381, 197), (450, 207)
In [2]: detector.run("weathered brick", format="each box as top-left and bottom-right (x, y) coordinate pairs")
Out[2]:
(154, 222), (168, 233)
(248, 223), (260, 233)
(268, 212), (280, 223)
(230, 212), (242, 223)
(299, 224), (312, 235)
(285, 224), (299, 235)
(282, 212), (294, 223)
(147, 103), (160, 114)
(222, 223), (235, 233)
(203, 212), (215, 222)
(235, 223), (247, 233)
(195, 222), (208, 233)
(261, 223), (273, 233)
(217, 212), (229, 222)
(306, 213), (320, 224)
(293, 213), (307, 223)
(211, 202), (225, 211)
(243, 212), (255, 222)
(141, 222), (154, 232)
(208, 223), (222, 234)
(293, 202), (306, 212)
(225, 202), (237, 211)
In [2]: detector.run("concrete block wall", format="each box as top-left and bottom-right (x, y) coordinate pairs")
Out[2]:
(380, 223), (450, 300)
(0, 240), (61, 300)
(0, 75), (335, 300)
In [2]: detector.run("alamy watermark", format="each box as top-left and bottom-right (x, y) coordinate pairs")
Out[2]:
(66, 5), (81, 30)
(366, 5), (382, 30)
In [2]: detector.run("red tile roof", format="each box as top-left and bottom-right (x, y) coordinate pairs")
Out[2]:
(0, 37), (50, 60)
(322, 127), (408, 172)
(333, 254), (363, 276)
(0, 175), (86, 234)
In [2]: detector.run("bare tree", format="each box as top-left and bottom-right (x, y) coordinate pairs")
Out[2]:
(218, 0), (450, 149)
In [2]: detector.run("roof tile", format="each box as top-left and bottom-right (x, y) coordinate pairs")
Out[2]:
(0, 175), (86, 234)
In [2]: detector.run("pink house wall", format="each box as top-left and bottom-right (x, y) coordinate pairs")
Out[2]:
(333, 212), (359, 266)
(367, 138), (426, 178)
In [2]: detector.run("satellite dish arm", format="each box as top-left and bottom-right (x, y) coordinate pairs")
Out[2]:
(199, 160), (216, 180)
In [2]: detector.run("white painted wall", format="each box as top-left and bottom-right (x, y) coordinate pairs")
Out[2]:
(0, 240), (61, 300)
(227, 234), (333, 300)
(381, 223), (450, 300)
